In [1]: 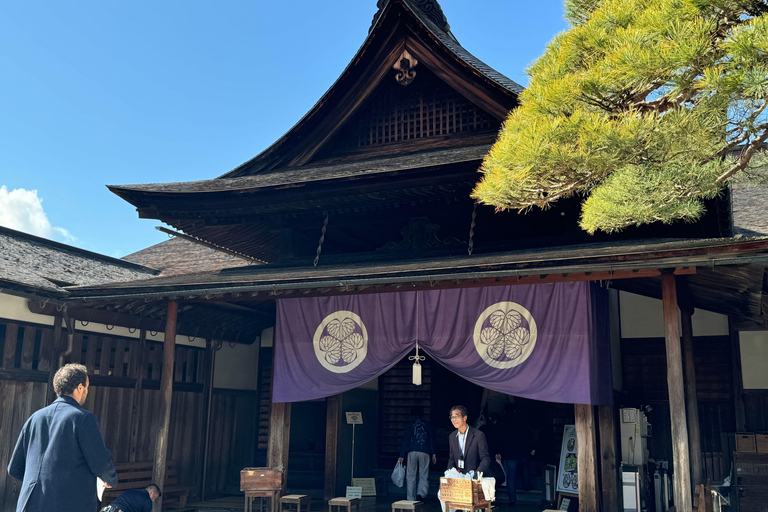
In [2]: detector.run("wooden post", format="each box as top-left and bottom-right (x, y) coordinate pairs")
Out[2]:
(681, 308), (703, 487)
(598, 405), (622, 512)
(267, 402), (291, 484)
(324, 394), (340, 500)
(575, 404), (600, 512)
(661, 273), (692, 511)
(152, 301), (178, 512)
(200, 339), (215, 501)
(128, 329), (147, 463)
(46, 314), (64, 404)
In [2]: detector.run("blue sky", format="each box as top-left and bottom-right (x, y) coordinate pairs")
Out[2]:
(0, 1), (568, 258)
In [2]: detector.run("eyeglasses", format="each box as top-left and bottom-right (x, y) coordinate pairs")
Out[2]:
(449, 415), (463, 420)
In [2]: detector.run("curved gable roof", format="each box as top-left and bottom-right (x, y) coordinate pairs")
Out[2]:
(216, 0), (522, 178)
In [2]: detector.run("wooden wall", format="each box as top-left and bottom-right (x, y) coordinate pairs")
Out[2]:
(0, 318), (225, 509)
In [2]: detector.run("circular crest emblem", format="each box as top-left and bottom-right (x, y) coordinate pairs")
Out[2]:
(313, 311), (368, 373)
(473, 301), (537, 369)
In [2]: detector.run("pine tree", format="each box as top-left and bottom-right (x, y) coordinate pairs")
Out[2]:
(473, 0), (768, 233)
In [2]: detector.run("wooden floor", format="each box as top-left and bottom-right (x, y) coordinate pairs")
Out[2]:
(181, 496), (547, 512)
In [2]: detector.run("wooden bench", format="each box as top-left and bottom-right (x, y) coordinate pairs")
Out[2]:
(392, 500), (423, 512)
(281, 494), (311, 512)
(101, 461), (193, 510)
(328, 497), (360, 512)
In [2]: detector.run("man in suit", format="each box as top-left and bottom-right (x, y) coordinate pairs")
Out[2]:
(446, 405), (491, 476)
(8, 363), (118, 512)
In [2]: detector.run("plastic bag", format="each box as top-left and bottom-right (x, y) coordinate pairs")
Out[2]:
(391, 460), (405, 487)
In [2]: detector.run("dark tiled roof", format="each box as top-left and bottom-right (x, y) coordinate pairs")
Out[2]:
(68, 236), (768, 300)
(122, 237), (253, 276)
(732, 183), (768, 237)
(110, 145), (491, 194)
(0, 226), (158, 294)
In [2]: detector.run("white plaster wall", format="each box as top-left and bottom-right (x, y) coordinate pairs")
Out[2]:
(0, 292), (206, 347)
(619, 291), (729, 338)
(739, 331), (768, 389)
(213, 339), (261, 390)
(0, 293), (55, 325)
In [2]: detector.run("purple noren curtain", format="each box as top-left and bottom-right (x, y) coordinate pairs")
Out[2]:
(273, 282), (612, 405)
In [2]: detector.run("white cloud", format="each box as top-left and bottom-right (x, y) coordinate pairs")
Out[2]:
(0, 186), (77, 243)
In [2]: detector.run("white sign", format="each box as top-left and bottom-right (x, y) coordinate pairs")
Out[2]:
(346, 412), (363, 424)
(556, 425), (578, 494)
(346, 486), (363, 499)
(352, 478), (376, 496)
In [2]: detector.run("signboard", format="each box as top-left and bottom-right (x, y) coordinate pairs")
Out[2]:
(346, 486), (363, 499)
(556, 425), (579, 494)
(346, 412), (363, 424)
(352, 478), (376, 496)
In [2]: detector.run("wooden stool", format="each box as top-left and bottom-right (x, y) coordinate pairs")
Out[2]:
(328, 497), (361, 512)
(392, 500), (423, 512)
(245, 490), (281, 512)
(281, 494), (311, 512)
(445, 501), (492, 512)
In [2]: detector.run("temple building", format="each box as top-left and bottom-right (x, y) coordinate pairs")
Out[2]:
(3, 1), (768, 510)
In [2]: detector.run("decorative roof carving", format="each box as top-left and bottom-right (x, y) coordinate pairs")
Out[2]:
(393, 49), (418, 85)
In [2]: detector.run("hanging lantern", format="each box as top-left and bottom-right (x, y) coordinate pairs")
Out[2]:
(409, 342), (425, 386)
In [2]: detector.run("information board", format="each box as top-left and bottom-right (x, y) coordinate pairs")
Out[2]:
(346, 486), (363, 499)
(352, 478), (377, 496)
(556, 425), (579, 494)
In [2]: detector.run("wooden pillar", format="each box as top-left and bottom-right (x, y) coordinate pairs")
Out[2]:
(661, 273), (692, 511)
(575, 404), (600, 512)
(268, 402), (292, 464)
(200, 339), (215, 501)
(324, 394), (340, 500)
(128, 329), (147, 463)
(681, 308), (703, 487)
(598, 405), (622, 512)
(152, 300), (178, 512)
(45, 314), (64, 404)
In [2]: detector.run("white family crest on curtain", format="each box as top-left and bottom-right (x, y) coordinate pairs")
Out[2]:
(473, 301), (538, 369)
(313, 310), (368, 373)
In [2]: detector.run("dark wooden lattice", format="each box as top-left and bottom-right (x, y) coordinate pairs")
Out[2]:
(326, 68), (497, 154)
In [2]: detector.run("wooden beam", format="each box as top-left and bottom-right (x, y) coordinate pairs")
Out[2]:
(575, 404), (600, 512)
(267, 402), (292, 471)
(152, 301), (178, 512)
(681, 308), (703, 487)
(730, 319), (747, 432)
(128, 329), (147, 463)
(598, 405), (622, 512)
(661, 273), (692, 511)
(46, 315), (64, 404)
(325, 394), (340, 500)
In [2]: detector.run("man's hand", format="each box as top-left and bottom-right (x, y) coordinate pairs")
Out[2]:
(530, 449), (536, 457)
(431, 454), (437, 465)
(398, 457), (404, 465)
(495, 454), (502, 462)
(104, 483), (112, 488)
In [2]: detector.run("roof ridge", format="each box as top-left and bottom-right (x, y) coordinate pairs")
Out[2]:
(372, 0), (454, 39)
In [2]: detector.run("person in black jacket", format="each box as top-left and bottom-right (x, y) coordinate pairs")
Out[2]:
(446, 405), (490, 476)
(8, 363), (118, 512)
(398, 406), (436, 500)
(101, 484), (161, 512)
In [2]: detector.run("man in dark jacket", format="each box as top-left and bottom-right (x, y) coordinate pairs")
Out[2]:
(446, 405), (490, 476)
(101, 484), (161, 512)
(398, 406), (436, 500)
(8, 363), (118, 512)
